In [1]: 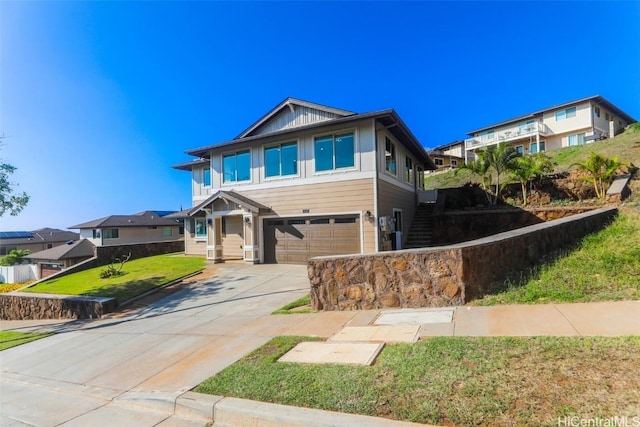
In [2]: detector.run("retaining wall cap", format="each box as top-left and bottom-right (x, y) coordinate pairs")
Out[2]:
(8, 292), (116, 303)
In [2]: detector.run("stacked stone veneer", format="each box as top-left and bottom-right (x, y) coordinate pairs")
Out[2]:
(0, 293), (116, 320)
(308, 207), (617, 310)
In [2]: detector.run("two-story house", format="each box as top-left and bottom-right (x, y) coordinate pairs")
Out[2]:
(464, 95), (636, 161)
(0, 228), (80, 256)
(172, 98), (436, 264)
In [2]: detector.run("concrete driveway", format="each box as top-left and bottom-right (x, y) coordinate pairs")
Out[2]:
(0, 263), (338, 426)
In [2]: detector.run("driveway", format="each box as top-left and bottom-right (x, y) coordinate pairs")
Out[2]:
(0, 263), (350, 426)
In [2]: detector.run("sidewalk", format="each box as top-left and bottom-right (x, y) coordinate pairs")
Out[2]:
(1, 263), (638, 427)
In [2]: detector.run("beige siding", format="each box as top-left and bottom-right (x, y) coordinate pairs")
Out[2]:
(240, 178), (376, 253)
(222, 216), (244, 258)
(101, 226), (184, 246)
(377, 179), (417, 248)
(253, 106), (341, 136)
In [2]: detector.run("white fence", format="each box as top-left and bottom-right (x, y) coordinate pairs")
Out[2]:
(418, 189), (438, 204)
(0, 264), (37, 284)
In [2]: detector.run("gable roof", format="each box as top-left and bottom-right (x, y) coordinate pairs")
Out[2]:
(181, 109), (436, 170)
(468, 95), (637, 135)
(186, 190), (271, 216)
(0, 229), (80, 245)
(235, 97), (356, 139)
(70, 211), (183, 229)
(24, 239), (95, 261)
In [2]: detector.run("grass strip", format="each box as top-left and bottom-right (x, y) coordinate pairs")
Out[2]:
(0, 330), (53, 351)
(195, 335), (640, 427)
(272, 294), (312, 314)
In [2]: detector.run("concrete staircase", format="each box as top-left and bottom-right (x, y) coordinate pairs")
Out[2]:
(405, 203), (436, 249)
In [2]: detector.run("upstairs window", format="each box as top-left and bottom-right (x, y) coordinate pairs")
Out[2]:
(434, 158), (444, 166)
(265, 142), (298, 177)
(314, 133), (355, 172)
(555, 106), (576, 121)
(223, 150), (250, 183)
(405, 156), (413, 183)
(202, 167), (211, 187)
(594, 106), (601, 118)
(385, 137), (396, 175)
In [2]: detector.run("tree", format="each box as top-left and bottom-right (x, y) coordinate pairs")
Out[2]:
(0, 249), (31, 266)
(1, 143), (30, 217)
(456, 153), (493, 204)
(510, 153), (555, 206)
(483, 142), (520, 204)
(572, 152), (624, 199)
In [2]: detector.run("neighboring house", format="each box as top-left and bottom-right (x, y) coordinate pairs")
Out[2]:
(172, 97), (436, 264)
(69, 211), (184, 246)
(24, 239), (96, 279)
(0, 228), (79, 256)
(464, 95), (636, 161)
(428, 140), (465, 171)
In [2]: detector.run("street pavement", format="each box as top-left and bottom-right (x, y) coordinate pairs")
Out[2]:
(1, 263), (639, 426)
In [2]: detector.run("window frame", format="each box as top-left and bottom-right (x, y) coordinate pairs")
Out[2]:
(555, 106), (577, 121)
(594, 106), (600, 118)
(194, 218), (207, 239)
(515, 145), (524, 155)
(416, 165), (425, 190)
(405, 155), (413, 183)
(567, 133), (586, 147)
(264, 140), (299, 179)
(384, 137), (397, 176)
(162, 226), (173, 237)
(434, 158), (444, 166)
(313, 130), (356, 173)
(103, 228), (119, 239)
(202, 167), (211, 187)
(222, 149), (251, 184)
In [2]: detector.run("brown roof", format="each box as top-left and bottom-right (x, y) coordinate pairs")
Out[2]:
(25, 239), (95, 261)
(70, 211), (183, 229)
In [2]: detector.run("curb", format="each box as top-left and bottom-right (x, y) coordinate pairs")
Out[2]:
(174, 392), (435, 426)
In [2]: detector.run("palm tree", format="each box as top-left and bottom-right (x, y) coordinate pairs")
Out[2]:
(483, 142), (520, 204)
(510, 153), (555, 205)
(456, 152), (492, 204)
(572, 153), (624, 199)
(0, 249), (31, 266)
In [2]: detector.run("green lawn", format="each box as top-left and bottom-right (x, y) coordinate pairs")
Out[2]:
(195, 335), (640, 427)
(0, 330), (52, 351)
(23, 254), (205, 303)
(473, 210), (640, 305)
(272, 294), (313, 314)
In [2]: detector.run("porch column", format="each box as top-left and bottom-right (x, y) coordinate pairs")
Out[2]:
(206, 216), (223, 262)
(242, 213), (260, 264)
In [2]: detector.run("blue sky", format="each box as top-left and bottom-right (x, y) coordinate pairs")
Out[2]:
(1, 1), (639, 231)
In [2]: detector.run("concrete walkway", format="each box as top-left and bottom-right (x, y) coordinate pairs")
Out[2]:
(1, 263), (639, 426)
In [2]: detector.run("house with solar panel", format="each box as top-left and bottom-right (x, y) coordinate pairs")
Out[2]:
(69, 211), (184, 246)
(0, 228), (79, 256)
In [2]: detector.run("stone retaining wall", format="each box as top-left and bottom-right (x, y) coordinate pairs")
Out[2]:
(308, 207), (617, 310)
(0, 293), (117, 320)
(432, 207), (598, 245)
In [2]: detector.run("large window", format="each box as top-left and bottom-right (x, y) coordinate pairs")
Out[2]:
(567, 133), (585, 146)
(202, 167), (211, 187)
(222, 151), (250, 183)
(555, 106), (577, 121)
(103, 228), (119, 239)
(194, 218), (207, 239)
(385, 137), (396, 175)
(265, 142), (297, 177)
(530, 142), (538, 154)
(417, 166), (425, 190)
(162, 226), (173, 237)
(314, 133), (355, 172)
(405, 156), (413, 183)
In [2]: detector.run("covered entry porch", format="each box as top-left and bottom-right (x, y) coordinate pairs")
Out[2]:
(186, 190), (271, 264)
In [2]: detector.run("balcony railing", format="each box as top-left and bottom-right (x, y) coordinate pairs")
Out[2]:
(465, 122), (552, 150)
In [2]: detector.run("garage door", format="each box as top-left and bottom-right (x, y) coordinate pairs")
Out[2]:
(264, 216), (360, 264)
